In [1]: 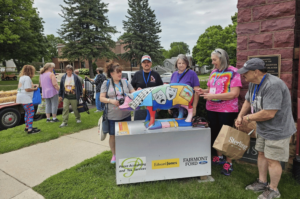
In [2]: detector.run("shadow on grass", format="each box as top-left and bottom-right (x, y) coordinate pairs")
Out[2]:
(33, 151), (299, 199)
(0, 108), (101, 154)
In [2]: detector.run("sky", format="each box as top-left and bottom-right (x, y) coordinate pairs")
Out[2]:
(33, 0), (238, 53)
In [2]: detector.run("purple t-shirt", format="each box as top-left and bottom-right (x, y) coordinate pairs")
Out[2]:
(206, 66), (242, 113)
(170, 69), (200, 88)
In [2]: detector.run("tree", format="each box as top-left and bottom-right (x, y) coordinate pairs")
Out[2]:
(58, 0), (118, 77)
(164, 42), (190, 59)
(44, 34), (65, 62)
(192, 13), (237, 67)
(121, 0), (164, 69)
(0, 0), (48, 72)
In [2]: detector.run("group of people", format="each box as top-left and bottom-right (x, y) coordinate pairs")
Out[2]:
(15, 48), (295, 199)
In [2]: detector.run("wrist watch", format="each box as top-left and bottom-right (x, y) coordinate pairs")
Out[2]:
(107, 98), (110, 103)
(246, 115), (250, 122)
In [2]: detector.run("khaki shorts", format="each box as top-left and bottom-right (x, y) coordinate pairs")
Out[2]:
(255, 134), (291, 162)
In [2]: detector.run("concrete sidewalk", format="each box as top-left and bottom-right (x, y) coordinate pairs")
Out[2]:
(0, 127), (110, 199)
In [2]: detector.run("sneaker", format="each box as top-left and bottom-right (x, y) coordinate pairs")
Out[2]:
(212, 156), (226, 165)
(51, 118), (60, 123)
(221, 162), (233, 176)
(46, 118), (51, 123)
(24, 127), (38, 132)
(245, 179), (268, 193)
(258, 187), (281, 199)
(94, 110), (102, 113)
(59, 122), (68, 128)
(27, 128), (41, 134)
(77, 120), (81, 123)
(111, 155), (116, 164)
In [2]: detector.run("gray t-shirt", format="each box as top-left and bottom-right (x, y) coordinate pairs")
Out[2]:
(16, 76), (33, 104)
(101, 79), (134, 120)
(245, 74), (296, 140)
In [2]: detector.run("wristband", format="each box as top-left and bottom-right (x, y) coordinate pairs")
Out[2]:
(107, 98), (110, 103)
(247, 115), (250, 122)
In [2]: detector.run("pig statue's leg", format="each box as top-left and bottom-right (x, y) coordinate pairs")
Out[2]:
(181, 105), (193, 122)
(146, 106), (156, 127)
(178, 107), (184, 119)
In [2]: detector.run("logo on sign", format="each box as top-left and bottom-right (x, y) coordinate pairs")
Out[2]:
(119, 157), (146, 178)
(152, 158), (180, 169)
(183, 156), (208, 166)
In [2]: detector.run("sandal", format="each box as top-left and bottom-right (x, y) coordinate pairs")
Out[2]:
(192, 116), (209, 128)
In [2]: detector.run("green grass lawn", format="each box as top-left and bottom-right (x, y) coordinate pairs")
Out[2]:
(33, 151), (300, 199)
(0, 85), (18, 91)
(0, 75), (40, 86)
(0, 108), (101, 154)
(198, 74), (210, 80)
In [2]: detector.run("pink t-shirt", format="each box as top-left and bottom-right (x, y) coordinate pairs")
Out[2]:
(206, 66), (242, 113)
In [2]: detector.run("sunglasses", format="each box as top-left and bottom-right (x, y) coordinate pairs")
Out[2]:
(214, 50), (222, 55)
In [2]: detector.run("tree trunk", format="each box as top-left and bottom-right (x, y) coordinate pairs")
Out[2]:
(88, 59), (94, 78)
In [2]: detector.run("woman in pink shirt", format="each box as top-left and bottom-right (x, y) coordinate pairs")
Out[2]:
(39, 63), (60, 122)
(195, 48), (242, 176)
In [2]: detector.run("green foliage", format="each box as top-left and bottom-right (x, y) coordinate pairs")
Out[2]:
(164, 42), (190, 59)
(92, 62), (97, 75)
(58, 0), (118, 78)
(0, 108), (99, 153)
(28, 62), (43, 72)
(121, 0), (164, 68)
(44, 34), (65, 62)
(0, 1), (48, 72)
(193, 13), (237, 67)
(79, 69), (89, 75)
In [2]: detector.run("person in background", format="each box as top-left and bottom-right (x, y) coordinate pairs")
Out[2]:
(195, 48), (242, 176)
(16, 65), (41, 134)
(58, 65), (83, 127)
(40, 63), (60, 122)
(100, 62), (135, 164)
(93, 68), (106, 112)
(131, 55), (163, 120)
(236, 58), (296, 199)
(169, 54), (200, 118)
(74, 70), (84, 87)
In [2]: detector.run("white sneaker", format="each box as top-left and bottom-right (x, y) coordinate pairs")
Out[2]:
(77, 120), (81, 123)
(98, 116), (106, 141)
(59, 122), (68, 128)
(94, 110), (102, 113)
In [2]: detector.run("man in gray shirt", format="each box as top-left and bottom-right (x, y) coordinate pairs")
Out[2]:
(236, 58), (296, 199)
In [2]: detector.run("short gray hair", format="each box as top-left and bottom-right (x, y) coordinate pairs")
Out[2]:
(211, 48), (230, 71)
(175, 54), (190, 69)
(65, 65), (73, 71)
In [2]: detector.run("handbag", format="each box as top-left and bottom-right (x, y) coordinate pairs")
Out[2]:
(213, 125), (252, 160)
(77, 98), (90, 114)
(102, 80), (110, 134)
(36, 99), (46, 114)
(32, 88), (42, 105)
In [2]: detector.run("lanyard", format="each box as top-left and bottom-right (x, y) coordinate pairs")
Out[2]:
(111, 79), (125, 100)
(177, 69), (187, 83)
(213, 69), (225, 86)
(143, 70), (151, 87)
(252, 75), (266, 103)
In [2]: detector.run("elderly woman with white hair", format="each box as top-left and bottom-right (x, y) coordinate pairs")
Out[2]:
(195, 48), (242, 176)
(39, 63), (60, 122)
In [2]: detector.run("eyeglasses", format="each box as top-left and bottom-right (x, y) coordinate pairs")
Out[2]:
(214, 50), (222, 55)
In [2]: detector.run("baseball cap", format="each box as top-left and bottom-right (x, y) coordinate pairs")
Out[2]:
(141, 55), (152, 63)
(237, 58), (266, 74)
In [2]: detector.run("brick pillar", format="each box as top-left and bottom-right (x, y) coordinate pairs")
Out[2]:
(237, 0), (298, 118)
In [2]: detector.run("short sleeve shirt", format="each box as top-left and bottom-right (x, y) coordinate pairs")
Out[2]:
(16, 76), (33, 104)
(101, 79), (134, 120)
(170, 69), (200, 88)
(245, 74), (296, 140)
(206, 66), (242, 112)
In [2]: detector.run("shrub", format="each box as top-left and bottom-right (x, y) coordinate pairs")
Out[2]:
(79, 69), (89, 75)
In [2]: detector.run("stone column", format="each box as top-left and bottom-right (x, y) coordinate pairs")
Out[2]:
(236, 0), (298, 118)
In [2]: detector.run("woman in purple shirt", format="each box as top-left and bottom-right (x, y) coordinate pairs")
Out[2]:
(169, 54), (200, 117)
(40, 63), (60, 122)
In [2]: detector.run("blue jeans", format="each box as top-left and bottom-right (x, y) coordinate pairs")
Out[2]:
(96, 92), (103, 111)
(108, 115), (131, 135)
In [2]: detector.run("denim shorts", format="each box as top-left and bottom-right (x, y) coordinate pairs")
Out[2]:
(108, 115), (131, 135)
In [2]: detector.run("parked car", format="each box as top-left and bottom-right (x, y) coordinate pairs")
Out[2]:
(122, 71), (136, 83)
(1, 72), (17, 81)
(161, 76), (171, 84)
(160, 72), (172, 78)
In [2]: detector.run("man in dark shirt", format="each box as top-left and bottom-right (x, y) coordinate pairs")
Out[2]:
(131, 55), (163, 120)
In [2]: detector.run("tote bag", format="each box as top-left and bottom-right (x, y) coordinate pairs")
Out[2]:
(32, 88), (42, 105)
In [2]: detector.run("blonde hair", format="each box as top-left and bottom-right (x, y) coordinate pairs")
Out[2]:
(40, 63), (55, 74)
(211, 48), (230, 71)
(19, 65), (36, 78)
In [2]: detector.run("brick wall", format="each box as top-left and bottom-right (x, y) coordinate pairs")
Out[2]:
(237, 0), (298, 117)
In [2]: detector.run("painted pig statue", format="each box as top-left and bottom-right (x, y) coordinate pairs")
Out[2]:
(119, 83), (194, 129)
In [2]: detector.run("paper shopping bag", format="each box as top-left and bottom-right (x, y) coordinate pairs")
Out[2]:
(213, 125), (250, 160)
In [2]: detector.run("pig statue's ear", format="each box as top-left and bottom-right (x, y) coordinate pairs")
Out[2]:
(128, 94), (134, 100)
